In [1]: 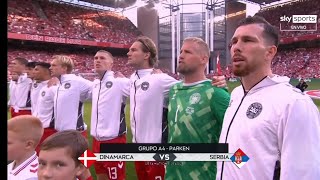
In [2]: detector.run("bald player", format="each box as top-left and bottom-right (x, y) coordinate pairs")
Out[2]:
(8, 115), (44, 179)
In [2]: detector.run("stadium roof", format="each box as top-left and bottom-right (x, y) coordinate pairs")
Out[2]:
(244, 0), (286, 5)
(57, 0), (294, 9)
(79, 0), (137, 8)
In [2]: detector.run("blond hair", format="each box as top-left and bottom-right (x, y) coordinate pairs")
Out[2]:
(52, 55), (74, 73)
(183, 37), (210, 57)
(8, 115), (44, 147)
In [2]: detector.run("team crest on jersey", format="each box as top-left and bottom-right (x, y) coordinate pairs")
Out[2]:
(186, 107), (194, 115)
(41, 91), (46, 97)
(64, 83), (71, 89)
(141, 82), (149, 91)
(33, 83), (38, 88)
(189, 93), (201, 104)
(106, 81), (113, 88)
(246, 102), (262, 119)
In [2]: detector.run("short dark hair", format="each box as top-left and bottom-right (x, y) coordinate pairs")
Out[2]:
(40, 130), (88, 166)
(26, 61), (37, 68)
(35, 62), (51, 69)
(14, 57), (28, 66)
(237, 15), (279, 47)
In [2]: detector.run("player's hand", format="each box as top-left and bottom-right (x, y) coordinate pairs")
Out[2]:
(151, 68), (163, 74)
(114, 71), (125, 78)
(211, 75), (227, 88)
(47, 77), (59, 87)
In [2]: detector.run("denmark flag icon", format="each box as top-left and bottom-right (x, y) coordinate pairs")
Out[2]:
(78, 150), (97, 168)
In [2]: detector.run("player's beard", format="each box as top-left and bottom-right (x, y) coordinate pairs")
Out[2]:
(177, 63), (197, 75)
(232, 61), (256, 77)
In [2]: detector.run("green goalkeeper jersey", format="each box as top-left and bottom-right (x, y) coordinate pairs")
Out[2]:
(165, 80), (230, 180)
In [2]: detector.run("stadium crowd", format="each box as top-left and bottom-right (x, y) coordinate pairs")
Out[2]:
(8, 48), (135, 80)
(8, 0), (141, 44)
(8, 46), (320, 81)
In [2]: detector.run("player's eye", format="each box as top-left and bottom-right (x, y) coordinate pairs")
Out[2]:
(56, 163), (65, 167)
(38, 162), (46, 166)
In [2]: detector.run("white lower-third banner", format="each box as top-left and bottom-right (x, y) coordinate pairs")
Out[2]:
(95, 153), (234, 162)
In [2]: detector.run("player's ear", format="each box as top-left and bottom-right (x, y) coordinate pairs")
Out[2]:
(25, 140), (36, 149)
(265, 45), (277, 61)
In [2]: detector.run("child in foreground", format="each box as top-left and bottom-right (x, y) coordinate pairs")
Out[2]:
(8, 115), (44, 179)
(37, 130), (92, 180)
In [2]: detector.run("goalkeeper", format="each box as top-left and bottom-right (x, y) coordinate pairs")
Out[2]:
(166, 37), (230, 180)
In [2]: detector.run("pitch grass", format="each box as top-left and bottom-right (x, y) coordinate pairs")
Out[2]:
(7, 80), (320, 180)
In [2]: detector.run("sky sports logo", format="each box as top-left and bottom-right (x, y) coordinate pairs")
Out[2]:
(279, 15), (317, 31)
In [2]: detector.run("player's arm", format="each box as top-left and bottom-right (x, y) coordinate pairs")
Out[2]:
(160, 74), (179, 97)
(211, 88), (230, 129)
(78, 77), (94, 101)
(279, 98), (320, 179)
(7, 82), (13, 108)
(118, 77), (130, 97)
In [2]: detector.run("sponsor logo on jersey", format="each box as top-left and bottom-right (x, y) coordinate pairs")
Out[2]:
(41, 91), (46, 97)
(189, 93), (201, 104)
(106, 81), (113, 88)
(64, 83), (71, 89)
(33, 83), (38, 88)
(141, 82), (149, 91)
(246, 102), (262, 119)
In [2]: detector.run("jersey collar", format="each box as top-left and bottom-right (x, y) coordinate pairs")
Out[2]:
(135, 68), (153, 79)
(10, 152), (37, 176)
(100, 71), (114, 81)
(242, 74), (290, 95)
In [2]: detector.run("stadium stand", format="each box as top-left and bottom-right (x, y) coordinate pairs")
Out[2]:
(221, 48), (319, 79)
(7, 47), (135, 80)
(7, 0), (319, 81)
(218, 0), (320, 79)
(8, 0), (141, 44)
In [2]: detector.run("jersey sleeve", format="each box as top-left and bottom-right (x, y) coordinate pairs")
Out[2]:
(159, 74), (179, 97)
(211, 87), (230, 131)
(278, 98), (320, 179)
(48, 85), (58, 98)
(77, 77), (93, 101)
(8, 81), (14, 106)
(117, 77), (130, 97)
